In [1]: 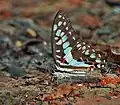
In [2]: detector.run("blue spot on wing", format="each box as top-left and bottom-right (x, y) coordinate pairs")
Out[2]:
(63, 42), (70, 49)
(85, 50), (90, 55)
(64, 47), (72, 54)
(53, 24), (57, 31)
(69, 59), (91, 67)
(65, 52), (73, 63)
(95, 58), (101, 63)
(56, 29), (61, 36)
(90, 53), (96, 58)
(62, 35), (67, 42)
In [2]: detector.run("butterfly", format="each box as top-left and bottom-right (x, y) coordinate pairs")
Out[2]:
(51, 10), (106, 76)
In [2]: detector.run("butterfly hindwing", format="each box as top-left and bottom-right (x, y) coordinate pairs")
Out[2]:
(51, 10), (106, 71)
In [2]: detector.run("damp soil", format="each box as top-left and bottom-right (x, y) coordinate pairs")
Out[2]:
(0, 71), (120, 105)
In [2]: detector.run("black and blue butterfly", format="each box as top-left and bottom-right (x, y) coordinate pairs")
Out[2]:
(51, 10), (107, 76)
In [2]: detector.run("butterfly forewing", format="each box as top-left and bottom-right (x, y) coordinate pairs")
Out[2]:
(51, 11), (81, 66)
